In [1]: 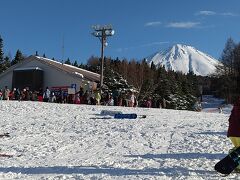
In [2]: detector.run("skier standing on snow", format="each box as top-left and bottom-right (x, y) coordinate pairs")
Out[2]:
(129, 92), (136, 107)
(43, 87), (51, 102)
(95, 90), (101, 105)
(3, 86), (10, 100)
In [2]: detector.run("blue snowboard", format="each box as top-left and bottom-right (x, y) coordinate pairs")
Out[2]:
(114, 113), (137, 119)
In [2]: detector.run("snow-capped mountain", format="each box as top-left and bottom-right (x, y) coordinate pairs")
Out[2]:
(146, 44), (219, 76)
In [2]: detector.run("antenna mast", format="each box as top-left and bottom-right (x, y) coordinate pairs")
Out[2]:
(62, 34), (65, 64)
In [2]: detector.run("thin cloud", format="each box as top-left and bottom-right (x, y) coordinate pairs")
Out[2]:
(196, 10), (239, 17)
(144, 21), (162, 27)
(196, 11), (216, 16)
(140, 41), (169, 47)
(166, 22), (200, 29)
(221, 12), (239, 16)
(116, 41), (169, 52)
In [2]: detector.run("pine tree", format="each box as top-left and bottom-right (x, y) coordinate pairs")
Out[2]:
(233, 43), (240, 99)
(3, 56), (11, 70)
(0, 35), (3, 61)
(78, 63), (85, 69)
(11, 49), (24, 66)
(87, 56), (100, 73)
(0, 35), (4, 73)
(150, 62), (156, 71)
(215, 38), (238, 103)
(218, 37), (236, 76)
(73, 60), (78, 67)
(65, 58), (71, 65)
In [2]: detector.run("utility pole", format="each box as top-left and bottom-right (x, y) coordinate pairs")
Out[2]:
(92, 25), (114, 92)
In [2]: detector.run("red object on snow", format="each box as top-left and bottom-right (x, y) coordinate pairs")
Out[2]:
(38, 96), (43, 102)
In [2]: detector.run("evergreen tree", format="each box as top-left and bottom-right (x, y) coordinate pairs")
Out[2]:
(85, 55), (202, 110)
(214, 38), (238, 103)
(233, 43), (240, 99)
(0, 35), (3, 62)
(4, 56), (11, 69)
(79, 63), (85, 69)
(150, 61), (156, 71)
(11, 49), (24, 66)
(0, 35), (4, 73)
(87, 56), (100, 73)
(218, 37), (236, 76)
(43, 53), (46, 58)
(65, 58), (71, 65)
(73, 60), (78, 67)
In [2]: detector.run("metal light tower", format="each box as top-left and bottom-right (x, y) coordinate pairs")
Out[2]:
(92, 24), (114, 91)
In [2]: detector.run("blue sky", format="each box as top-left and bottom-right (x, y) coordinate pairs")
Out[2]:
(1, 0), (240, 64)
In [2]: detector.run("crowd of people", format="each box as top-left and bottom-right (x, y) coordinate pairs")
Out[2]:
(1, 86), (204, 110)
(0, 86), (163, 108)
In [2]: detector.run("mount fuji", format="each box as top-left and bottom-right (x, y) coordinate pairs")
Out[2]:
(146, 44), (220, 76)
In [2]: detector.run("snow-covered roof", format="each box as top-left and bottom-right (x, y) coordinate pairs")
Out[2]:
(35, 56), (100, 82)
(14, 67), (43, 71)
(73, 72), (84, 78)
(0, 56), (100, 83)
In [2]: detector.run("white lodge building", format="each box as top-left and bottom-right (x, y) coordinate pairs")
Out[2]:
(0, 56), (100, 92)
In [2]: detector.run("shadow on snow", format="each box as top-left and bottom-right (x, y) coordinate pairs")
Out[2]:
(125, 152), (226, 160)
(195, 131), (227, 136)
(0, 166), (215, 176)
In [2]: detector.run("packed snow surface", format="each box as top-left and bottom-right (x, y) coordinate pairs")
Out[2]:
(0, 96), (235, 179)
(146, 44), (219, 76)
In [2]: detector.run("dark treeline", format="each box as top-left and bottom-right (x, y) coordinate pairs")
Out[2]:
(85, 56), (201, 110)
(0, 35), (25, 73)
(212, 37), (240, 103)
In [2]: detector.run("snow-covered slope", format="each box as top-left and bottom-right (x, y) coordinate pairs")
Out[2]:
(146, 44), (219, 76)
(0, 99), (235, 179)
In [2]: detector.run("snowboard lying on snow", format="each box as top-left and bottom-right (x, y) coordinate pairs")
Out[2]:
(91, 111), (146, 119)
(114, 113), (146, 119)
(215, 146), (240, 175)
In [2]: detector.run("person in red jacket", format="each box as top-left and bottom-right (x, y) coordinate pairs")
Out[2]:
(227, 98), (240, 147)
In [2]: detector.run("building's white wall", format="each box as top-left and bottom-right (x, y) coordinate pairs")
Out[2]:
(23, 60), (84, 90)
(0, 60), (91, 91)
(0, 71), (13, 89)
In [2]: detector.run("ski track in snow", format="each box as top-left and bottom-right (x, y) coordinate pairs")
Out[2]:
(0, 99), (236, 179)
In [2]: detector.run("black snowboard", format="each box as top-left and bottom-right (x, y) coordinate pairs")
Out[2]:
(214, 146), (240, 175)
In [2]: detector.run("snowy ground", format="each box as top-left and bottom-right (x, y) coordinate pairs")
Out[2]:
(0, 96), (235, 179)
